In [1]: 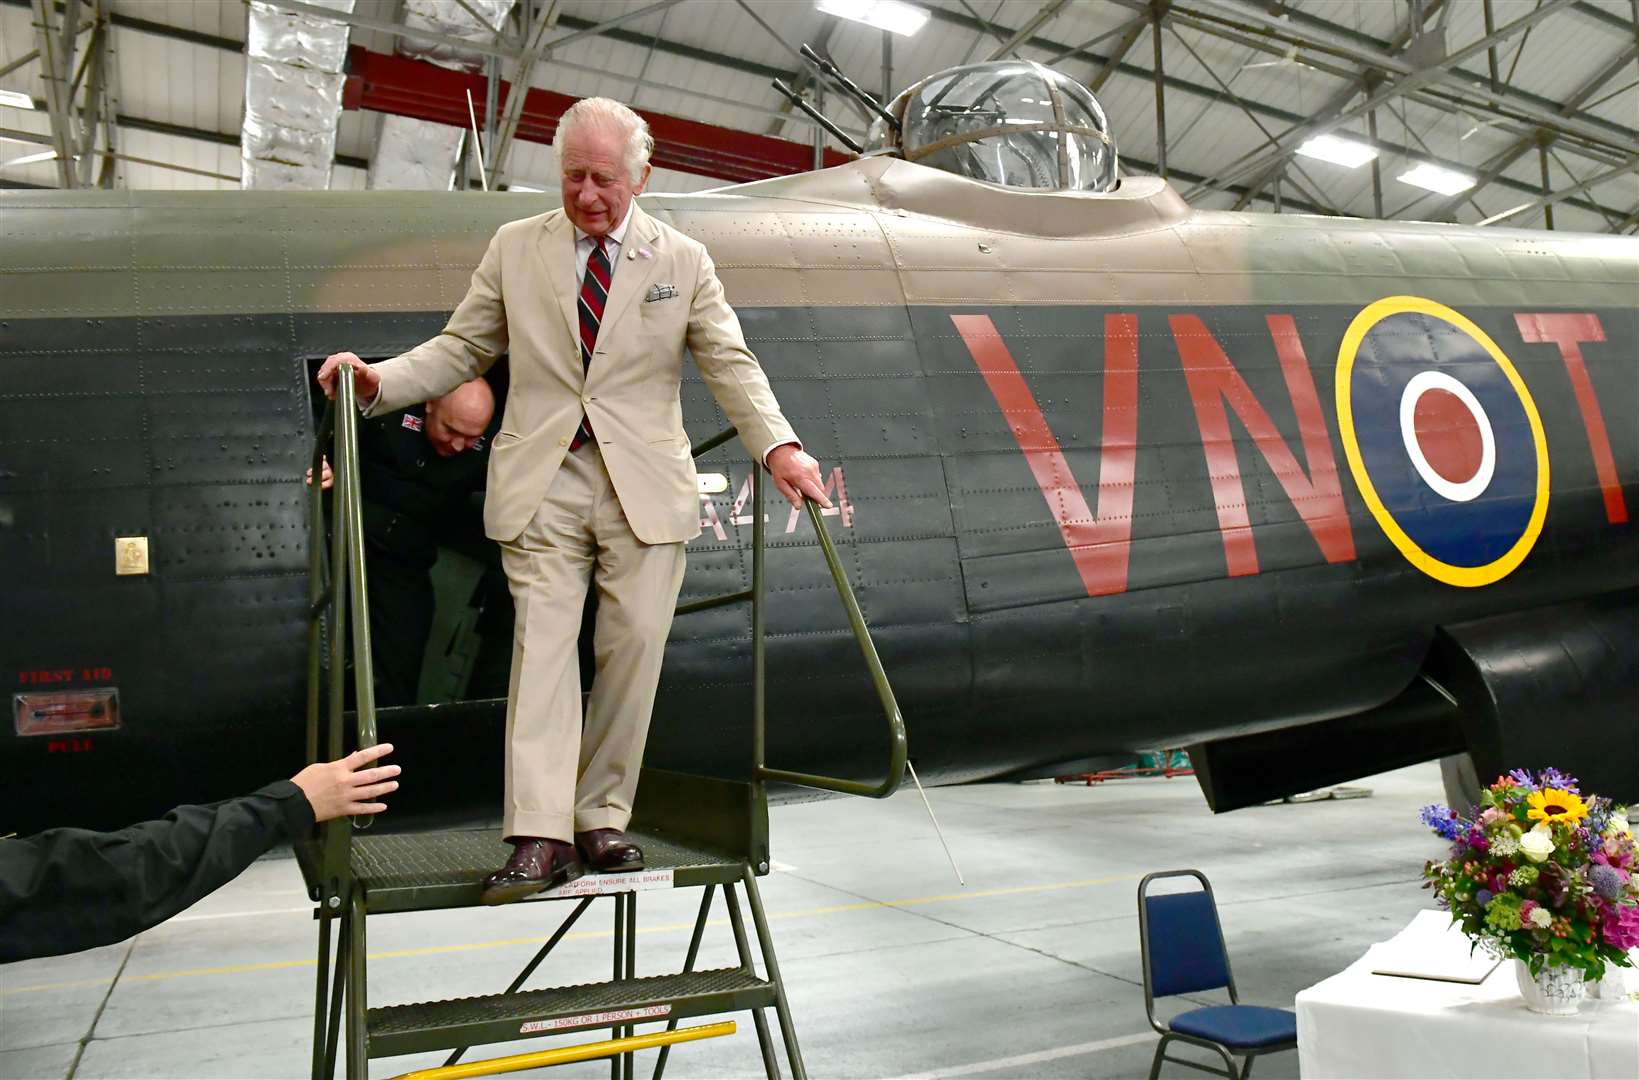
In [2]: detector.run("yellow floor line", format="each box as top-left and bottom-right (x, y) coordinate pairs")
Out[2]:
(2, 872), (1137, 997)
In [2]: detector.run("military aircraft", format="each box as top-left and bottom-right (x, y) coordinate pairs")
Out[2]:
(4, 59), (1635, 835)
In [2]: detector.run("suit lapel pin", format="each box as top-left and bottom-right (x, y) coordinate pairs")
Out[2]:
(638, 247), (652, 259)
(626, 248), (636, 260)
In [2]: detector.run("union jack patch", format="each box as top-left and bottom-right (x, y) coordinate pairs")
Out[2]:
(401, 413), (424, 432)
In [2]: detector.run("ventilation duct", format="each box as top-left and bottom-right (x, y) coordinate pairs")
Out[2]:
(367, 0), (515, 191)
(241, 0), (354, 190)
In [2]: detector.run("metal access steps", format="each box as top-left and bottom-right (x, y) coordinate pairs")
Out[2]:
(366, 968), (775, 1058)
(350, 827), (744, 914)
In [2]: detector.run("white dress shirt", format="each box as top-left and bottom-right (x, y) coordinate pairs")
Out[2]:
(573, 203), (634, 283)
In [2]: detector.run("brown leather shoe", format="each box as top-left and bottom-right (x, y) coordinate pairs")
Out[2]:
(575, 829), (645, 872)
(480, 837), (582, 905)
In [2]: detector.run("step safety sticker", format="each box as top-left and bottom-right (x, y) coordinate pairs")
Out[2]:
(521, 1005), (671, 1035)
(536, 869), (676, 899)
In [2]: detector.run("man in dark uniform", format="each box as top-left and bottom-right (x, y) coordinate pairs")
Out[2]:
(1, 744), (399, 963)
(314, 377), (501, 705)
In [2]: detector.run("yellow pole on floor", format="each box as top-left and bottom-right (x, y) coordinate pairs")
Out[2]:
(388, 1021), (737, 1080)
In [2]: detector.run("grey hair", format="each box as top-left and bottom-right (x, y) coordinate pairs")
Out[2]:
(553, 97), (654, 183)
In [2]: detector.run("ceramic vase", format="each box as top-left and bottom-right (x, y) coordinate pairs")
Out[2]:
(1514, 958), (1586, 1015)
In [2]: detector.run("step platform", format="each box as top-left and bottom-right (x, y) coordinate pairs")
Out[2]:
(367, 967), (775, 1058)
(351, 828), (745, 914)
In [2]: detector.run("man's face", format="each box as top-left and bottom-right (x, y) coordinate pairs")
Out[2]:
(559, 123), (649, 238)
(424, 403), (487, 458)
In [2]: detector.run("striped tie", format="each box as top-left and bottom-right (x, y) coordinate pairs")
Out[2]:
(570, 236), (612, 451)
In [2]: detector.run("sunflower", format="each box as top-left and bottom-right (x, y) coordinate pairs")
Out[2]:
(1526, 787), (1589, 824)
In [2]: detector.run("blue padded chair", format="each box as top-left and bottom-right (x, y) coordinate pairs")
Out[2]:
(1138, 870), (1297, 1080)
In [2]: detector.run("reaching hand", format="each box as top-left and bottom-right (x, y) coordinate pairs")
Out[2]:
(290, 743), (400, 823)
(767, 444), (832, 510)
(315, 352), (381, 403)
(304, 458), (334, 491)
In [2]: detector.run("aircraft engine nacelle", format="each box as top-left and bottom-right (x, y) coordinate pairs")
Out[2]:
(1430, 591), (1639, 805)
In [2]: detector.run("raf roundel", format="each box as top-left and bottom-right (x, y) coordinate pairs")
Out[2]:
(1336, 296), (1549, 588)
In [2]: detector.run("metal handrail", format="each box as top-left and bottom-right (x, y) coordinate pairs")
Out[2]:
(685, 427), (908, 799)
(304, 365), (380, 863)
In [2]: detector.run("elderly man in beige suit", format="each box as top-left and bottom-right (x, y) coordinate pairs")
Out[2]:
(318, 97), (828, 904)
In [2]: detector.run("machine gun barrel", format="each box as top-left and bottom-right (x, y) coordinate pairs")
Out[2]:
(771, 79), (865, 154)
(801, 43), (900, 131)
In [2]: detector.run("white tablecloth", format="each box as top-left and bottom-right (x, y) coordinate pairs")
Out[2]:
(1296, 910), (1639, 1079)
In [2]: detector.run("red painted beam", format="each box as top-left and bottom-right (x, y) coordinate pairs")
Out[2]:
(342, 46), (853, 185)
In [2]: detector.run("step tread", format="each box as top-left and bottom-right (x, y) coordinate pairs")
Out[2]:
(367, 967), (770, 1037)
(351, 828), (736, 892)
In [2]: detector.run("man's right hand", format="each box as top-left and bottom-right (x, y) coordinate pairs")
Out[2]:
(315, 352), (381, 404)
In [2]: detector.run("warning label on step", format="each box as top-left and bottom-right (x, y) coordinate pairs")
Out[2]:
(521, 1005), (671, 1035)
(538, 869), (676, 899)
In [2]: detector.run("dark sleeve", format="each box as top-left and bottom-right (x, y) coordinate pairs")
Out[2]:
(0, 780), (315, 963)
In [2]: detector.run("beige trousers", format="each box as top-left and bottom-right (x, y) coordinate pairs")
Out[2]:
(498, 444), (686, 842)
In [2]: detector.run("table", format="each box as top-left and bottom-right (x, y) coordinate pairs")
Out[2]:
(1296, 910), (1639, 1079)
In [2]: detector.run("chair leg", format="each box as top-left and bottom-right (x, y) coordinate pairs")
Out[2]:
(1240, 1054), (1253, 1080)
(1148, 1035), (1171, 1080)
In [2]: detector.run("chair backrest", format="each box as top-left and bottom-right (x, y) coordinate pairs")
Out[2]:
(1139, 870), (1235, 1007)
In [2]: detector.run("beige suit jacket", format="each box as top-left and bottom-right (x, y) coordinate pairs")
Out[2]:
(366, 203), (796, 544)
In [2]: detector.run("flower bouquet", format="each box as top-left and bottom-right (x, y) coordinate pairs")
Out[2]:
(1420, 768), (1638, 1014)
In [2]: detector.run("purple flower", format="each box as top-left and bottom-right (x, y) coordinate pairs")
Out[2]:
(1590, 864), (1627, 901)
(1476, 889), (1494, 907)
(1508, 768), (1536, 788)
(1467, 828), (1490, 853)
(1539, 768), (1579, 793)
(1601, 903), (1639, 951)
(1420, 804), (1464, 840)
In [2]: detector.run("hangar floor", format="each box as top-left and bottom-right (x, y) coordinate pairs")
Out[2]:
(1, 762), (1450, 1079)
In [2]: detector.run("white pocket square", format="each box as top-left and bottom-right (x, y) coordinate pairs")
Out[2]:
(645, 284), (678, 303)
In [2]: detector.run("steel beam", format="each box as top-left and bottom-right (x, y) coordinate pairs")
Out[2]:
(1044, 13), (1150, 67)
(1419, 41), (1637, 221)
(1164, 23), (1340, 216)
(29, 0), (75, 186)
(342, 46), (852, 184)
(74, 10), (102, 187)
(922, 0), (1626, 219)
(1, 124), (238, 182)
(488, 0), (562, 190)
(0, 48), (40, 79)
(1476, 155), (1639, 226)
(1088, 16), (1149, 92)
(1187, 0), (1630, 153)
(985, 0), (1070, 61)
(1211, 0), (1576, 201)
(1150, 1), (1166, 180)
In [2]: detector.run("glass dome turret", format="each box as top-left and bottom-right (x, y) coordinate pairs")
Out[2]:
(865, 60), (1119, 193)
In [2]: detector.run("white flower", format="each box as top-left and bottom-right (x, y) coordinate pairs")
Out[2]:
(1528, 906), (1553, 929)
(1607, 811), (1632, 839)
(1520, 824), (1556, 864)
(1493, 834), (1521, 856)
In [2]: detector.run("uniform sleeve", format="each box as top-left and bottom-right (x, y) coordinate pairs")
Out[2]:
(367, 228), (510, 417)
(0, 781), (315, 963)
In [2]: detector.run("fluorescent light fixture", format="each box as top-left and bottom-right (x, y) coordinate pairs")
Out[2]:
(1296, 133), (1378, 169)
(1397, 162), (1476, 196)
(0, 149), (57, 168)
(817, 0), (929, 36)
(0, 88), (36, 110)
(508, 183), (543, 192)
